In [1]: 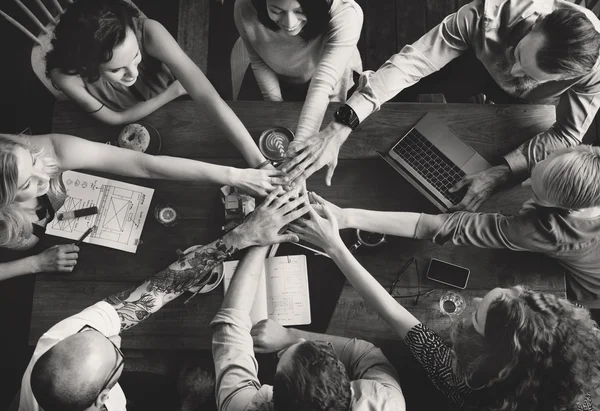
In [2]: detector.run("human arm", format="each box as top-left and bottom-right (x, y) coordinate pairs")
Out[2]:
(143, 19), (266, 167)
(294, 4), (363, 141)
(234, 1), (282, 101)
(211, 247), (270, 411)
(44, 133), (288, 197)
(283, 1), (479, 184)
(0, 245), (79, 281)
(104, 188), (309, 332)
(51, 71), (186, 126)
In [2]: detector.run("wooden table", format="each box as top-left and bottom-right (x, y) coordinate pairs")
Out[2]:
(29, 100), (565, 350)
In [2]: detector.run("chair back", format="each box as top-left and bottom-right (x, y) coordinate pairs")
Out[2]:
(1, 0), (73, 100)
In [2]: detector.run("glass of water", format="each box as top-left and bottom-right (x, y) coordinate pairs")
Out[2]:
(439, 291), (466, 318)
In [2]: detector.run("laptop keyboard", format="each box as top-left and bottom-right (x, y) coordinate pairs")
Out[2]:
(392, 128), (466, 204)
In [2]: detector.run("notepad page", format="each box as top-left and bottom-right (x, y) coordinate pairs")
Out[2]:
(222, 261), (268, 324)
(264, 255), (311, 326)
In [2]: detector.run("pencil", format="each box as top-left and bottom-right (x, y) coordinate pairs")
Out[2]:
(74, 227), (94, 246)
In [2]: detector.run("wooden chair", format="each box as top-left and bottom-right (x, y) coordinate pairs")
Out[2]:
(230, 37), (251, 100)
(0, 0), (72, 100)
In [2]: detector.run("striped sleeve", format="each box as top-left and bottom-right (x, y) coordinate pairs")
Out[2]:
(405, 323), (471, 406)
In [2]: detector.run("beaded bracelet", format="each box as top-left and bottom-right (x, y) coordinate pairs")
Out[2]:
(255, 160), (271, 169)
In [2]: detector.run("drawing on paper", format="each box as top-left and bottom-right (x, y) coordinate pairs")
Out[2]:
(269, 297), (294, 316)
(45, 171), (154, 253)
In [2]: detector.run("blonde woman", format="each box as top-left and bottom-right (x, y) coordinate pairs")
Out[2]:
(0, 133), (289, 280)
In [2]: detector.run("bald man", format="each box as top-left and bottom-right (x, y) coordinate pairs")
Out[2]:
(18, 189), (310, 411)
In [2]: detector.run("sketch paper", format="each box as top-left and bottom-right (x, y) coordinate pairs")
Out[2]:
(222, 255), (311, 326)
(46, 171), (154, 253)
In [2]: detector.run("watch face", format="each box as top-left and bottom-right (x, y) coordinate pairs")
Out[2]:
(337, 106), (350, 121)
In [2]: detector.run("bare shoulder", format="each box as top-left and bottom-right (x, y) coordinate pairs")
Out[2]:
(50, 69), (86, 91)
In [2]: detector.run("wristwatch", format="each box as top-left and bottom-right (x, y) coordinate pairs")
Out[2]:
(334, 104), (360, 131)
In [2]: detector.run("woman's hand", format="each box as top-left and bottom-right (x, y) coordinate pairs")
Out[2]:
(167, 80), (187, 99)
(231, 168), (292, 197)
(33, 244), (79, 273)
(308, 192), (348, 229)
(251, 319), (297, 353)
(287, 192), (344, 252)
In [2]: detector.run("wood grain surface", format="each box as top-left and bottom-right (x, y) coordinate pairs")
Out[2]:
(29, 100), (564, 349)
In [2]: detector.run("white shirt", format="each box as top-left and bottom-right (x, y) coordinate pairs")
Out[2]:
(19, 302), (127, 411)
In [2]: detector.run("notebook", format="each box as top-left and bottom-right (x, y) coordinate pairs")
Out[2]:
(223, 255), (311, 326)
(379, 113), (491, 211)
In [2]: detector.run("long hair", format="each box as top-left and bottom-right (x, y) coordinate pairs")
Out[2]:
(250, 0), (332, 41)
(536, 8), (600, 77)
(450, 286), (600, 411)
(0, 135), (65, 248)
(45, 0), (139, 83)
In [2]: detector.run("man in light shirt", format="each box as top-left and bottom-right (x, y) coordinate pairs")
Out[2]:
(283, 0), (600, 211)
(19, 189), (309, 411)
(211, 246), (405, 411)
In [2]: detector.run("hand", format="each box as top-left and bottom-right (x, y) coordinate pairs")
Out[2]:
(448, 164), (512, 211)
(281, 122), (351, 186)
(308, 192), (347, 229)
(231, 168), (292, 197)
(168, 80), (187, 98)
(32, 244), (79, 273)
(234, 188), (310, 247)
(287, 192), (343, 252)
(251, 319), (297, 353)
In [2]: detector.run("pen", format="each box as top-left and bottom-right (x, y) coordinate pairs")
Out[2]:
(74, 227), (94, 246)
(57, 206), (98, 221)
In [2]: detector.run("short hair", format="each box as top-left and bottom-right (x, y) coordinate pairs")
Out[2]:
(250, 0), (332, 41)
(536, 145), (600, 210)
(31, 346), (102, 411)
(45, 0), (139, 83)
(273, 341), (351, 411)
(535, 8), (600, 77)
(450, 286), (600, 411)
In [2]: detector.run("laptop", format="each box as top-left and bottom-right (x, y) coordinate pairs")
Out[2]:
(378, 113), (491, 211)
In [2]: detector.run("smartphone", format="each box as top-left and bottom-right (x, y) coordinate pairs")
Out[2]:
(426, 258), (470, 289)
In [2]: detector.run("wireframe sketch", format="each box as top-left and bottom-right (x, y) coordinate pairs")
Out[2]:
(46, 171), (154, 253)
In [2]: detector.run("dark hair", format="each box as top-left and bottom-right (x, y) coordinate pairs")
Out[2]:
(45, 0), (139, 83)
(31, 347), (103, 411)
(273, 341), (351, 411)
(250, 0), (332, 41)
(535, 8), (600, 77)
(451, 286), (600, 411)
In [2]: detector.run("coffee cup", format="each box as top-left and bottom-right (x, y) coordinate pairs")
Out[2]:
(348, 229), (386, 254)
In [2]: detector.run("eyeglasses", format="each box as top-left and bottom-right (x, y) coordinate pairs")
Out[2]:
(77, 325), (125, 397)
(389, 257), (435, 305)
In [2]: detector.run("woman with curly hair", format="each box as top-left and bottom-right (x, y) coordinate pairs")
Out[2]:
(0, 132), (289, 280)
(235, 0), (363, 141)
(45, 0), (271, 172)
(289, 193), (600, 410)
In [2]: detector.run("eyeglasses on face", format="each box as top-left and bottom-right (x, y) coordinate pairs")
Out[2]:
(77, 325), (125, 398)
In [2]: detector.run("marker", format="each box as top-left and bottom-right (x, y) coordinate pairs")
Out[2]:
(57, 206), (98, 221)
(74, 227), (94, 246)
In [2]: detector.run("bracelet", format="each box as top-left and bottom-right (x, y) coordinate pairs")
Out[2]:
(255, 160), (271, 169)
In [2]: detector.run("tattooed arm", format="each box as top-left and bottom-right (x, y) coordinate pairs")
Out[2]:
(104, 235), (239, 331)
(103, 188), (310, 332)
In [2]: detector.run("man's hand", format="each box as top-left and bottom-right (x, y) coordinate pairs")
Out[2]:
(448, 164), (512, 211)
(251, 319), (297, 353)
(281, 122), (352, 186)
(287, 192), (344, 253)
(233, 188), (310, 248)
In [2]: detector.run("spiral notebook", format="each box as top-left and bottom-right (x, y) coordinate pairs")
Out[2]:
(223, 255), (311, 326)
